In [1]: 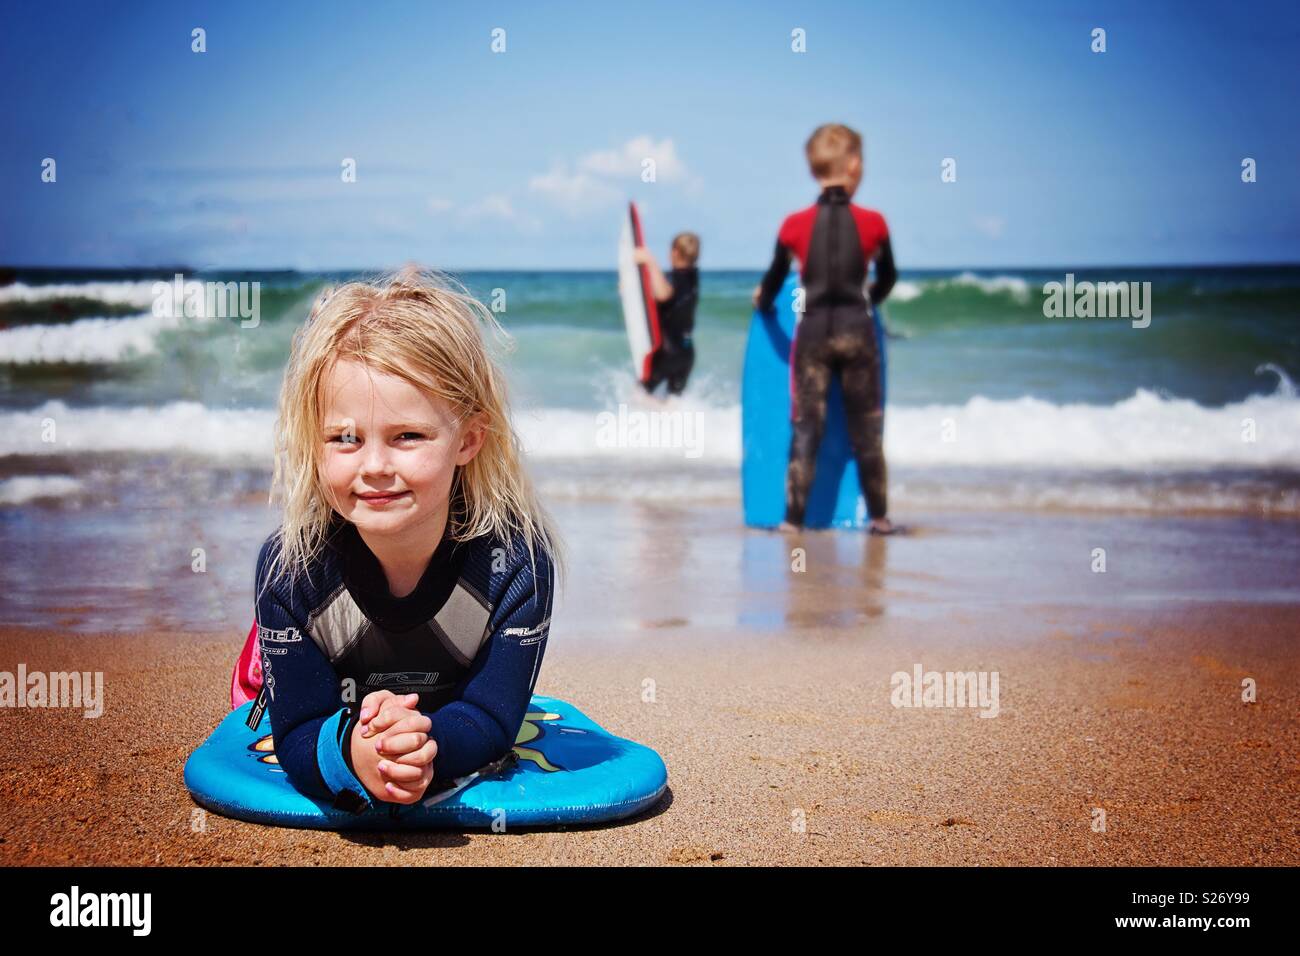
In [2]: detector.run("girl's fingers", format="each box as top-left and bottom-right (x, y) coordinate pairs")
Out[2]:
(366, 703), (394, 736)
(376, 759), (424, 783)
(384, 773), (431, 804)
(383, 780), (417, 802)
(357, 689), (399, 736)
(392, 712), (432, 733)
(375, 730), (428, 755)
(391, 739), (438, 767)
(364, 695), (421, 737)
(377, 712), (432, 740)
(359, 689), (398, 718)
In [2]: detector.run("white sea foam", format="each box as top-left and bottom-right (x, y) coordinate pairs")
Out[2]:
(889, 280), (924, 303)
(0, 311), (217, 364)
(947, 272), (1032, 300)
(867, 274), (1033, 306)
(0, 401), (276, 459)
(2, 379), (1297, 474)
(886, 377), (1300, 469)
(0, 281), (160, 309)
(0, 475), (83, 505)
(524, 369), (1300, 470)
(515, 402), (742, 463)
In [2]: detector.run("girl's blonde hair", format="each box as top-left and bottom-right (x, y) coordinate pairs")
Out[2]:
(259, 268), (565, 601)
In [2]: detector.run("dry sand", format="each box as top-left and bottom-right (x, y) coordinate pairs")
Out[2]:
(2, 597), (1296, 866)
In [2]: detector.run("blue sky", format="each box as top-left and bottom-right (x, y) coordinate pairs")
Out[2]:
(3, 0), (1298, 269)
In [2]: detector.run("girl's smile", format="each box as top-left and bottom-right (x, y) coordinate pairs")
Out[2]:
(356, 490), (410, 505)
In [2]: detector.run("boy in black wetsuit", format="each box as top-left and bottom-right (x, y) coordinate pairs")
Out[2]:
(635, 232), (700, 396)
(751, 123), (898, 534)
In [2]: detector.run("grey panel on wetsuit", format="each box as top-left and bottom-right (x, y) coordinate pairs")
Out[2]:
(307, 584), (370, 663)
(431, 579), (492, 667)
(306, 577), (490, 670)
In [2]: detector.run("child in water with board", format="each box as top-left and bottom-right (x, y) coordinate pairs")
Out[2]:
(635, 232), (701, 396)
(753, 123), (899, 534)
(242, 270), (564, 812)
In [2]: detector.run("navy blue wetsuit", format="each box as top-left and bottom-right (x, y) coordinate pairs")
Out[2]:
(254, 507), (554, 814)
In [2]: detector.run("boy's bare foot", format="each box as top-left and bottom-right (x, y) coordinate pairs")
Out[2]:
(869, 517), (898, 535)
(777, 520), (800, 533)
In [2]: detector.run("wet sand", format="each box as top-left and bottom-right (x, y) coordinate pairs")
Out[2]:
(1, 502), (1298, 865)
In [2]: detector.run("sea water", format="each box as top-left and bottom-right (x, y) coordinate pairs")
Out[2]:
(2, 266), (1298, 629)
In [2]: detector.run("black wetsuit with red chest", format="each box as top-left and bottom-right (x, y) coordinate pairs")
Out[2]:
(756, 185), (897, 523)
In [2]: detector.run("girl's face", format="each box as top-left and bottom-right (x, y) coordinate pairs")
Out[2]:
(318, 359), (485, 541)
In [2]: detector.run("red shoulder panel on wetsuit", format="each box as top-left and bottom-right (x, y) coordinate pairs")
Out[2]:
(778, 202), (890, 268)
(849, 206), (889, 260)
(777, 205), (818, 266)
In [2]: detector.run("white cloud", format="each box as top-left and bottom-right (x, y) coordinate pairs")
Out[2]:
(466, 194), (517, 220)
(974, 215), (1006, 239)
(529, 136), (695, 216)
(528, 163), (621, 210)
(427, 136), (696, 232)
(579, 135), (688, 182)
(428, 193), (541, 235)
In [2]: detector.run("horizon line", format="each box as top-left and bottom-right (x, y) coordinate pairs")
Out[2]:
(4, 260), (1300, 275)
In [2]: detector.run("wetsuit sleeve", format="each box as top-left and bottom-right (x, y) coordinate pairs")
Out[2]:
(869, 235), (897, 305)
(756, 237), (793, 314)
(421, 545), (554, 782)
(255, 537), (376, 813)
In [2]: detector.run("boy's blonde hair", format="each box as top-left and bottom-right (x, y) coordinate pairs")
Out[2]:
(671, 232), (700, 266)
(805, 123), (863, 179)
(260, 269), (565, 600)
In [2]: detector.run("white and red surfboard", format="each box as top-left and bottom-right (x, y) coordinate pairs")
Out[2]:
(617, 201), (663, 384)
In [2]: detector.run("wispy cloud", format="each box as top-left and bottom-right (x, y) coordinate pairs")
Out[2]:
(427, 194), (541, 234)
(579, 136), (689, 181)
(143, 163), (426, 183)
(528, 163), (621, 211)
(529, 136), (697, 215)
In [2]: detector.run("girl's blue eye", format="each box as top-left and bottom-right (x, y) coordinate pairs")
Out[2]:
(327, 433), (424, 443)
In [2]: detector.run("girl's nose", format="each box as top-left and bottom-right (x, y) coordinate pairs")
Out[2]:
(358, 440), (395, 476)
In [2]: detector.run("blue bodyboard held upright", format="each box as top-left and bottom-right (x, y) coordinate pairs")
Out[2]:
(184, 696), (668, 830)
(741, 275), (887, 529)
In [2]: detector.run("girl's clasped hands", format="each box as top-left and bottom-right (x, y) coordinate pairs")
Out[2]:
(354, 690), (438, 804)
